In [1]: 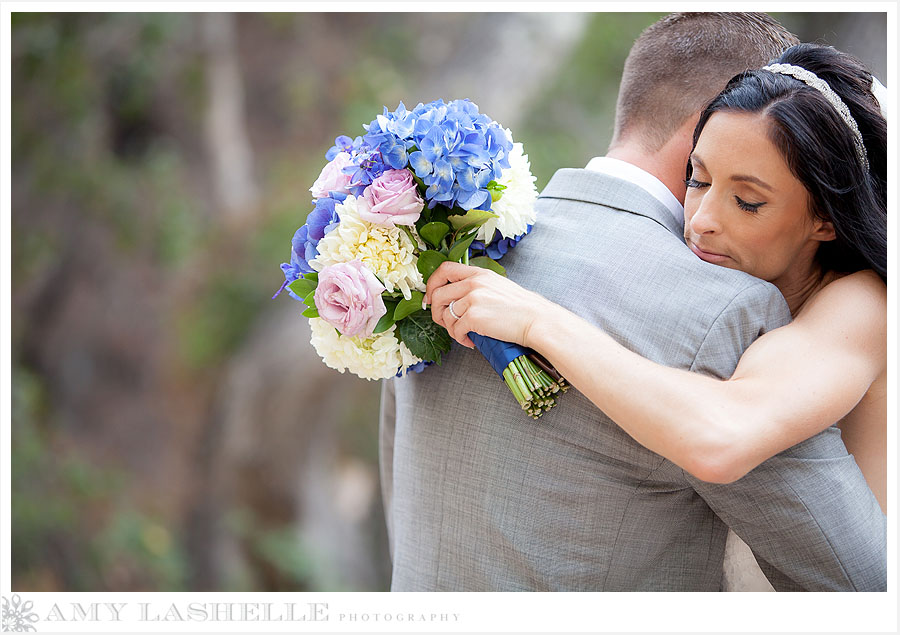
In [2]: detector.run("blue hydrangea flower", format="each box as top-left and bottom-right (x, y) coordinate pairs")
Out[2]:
(402, 99), (513, 210)
(326, 99), (515, 209)
(274, 194), (349, 300)
(273, 225), (317, 300)
(325, 134), (369, 160)
(306, 193), (345, 241)
(343, 147), (388, 196)
(396, 360), (433, 377)
(470, 224), (533, 260)
(321, 134), (386, 196)
(325, 135), (355, 161)
(363, 102), (417, 170)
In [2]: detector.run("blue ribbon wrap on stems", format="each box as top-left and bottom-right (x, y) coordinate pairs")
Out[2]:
(468, 332), (529, 378)
(467, 331), (568, 419)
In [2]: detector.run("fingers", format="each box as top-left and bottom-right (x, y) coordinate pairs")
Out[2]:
(430, 283), (462, 332)
(443, 300), (475, 349)
(451, 322), (475, 349)
(424, 261), (491, 350)
(427, 287), (475, 349)
(425, 261), (482, 305)
(430, 282), (462, 323)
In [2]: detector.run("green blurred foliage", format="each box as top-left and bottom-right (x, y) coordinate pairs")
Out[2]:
(522, 13), (663, 187)
(176, 271), (268, 371)
(224, 508), (321, 590)
(12, 368), (187, 590)
(12, 14), (200, 274)
(12, 13), (207, 590)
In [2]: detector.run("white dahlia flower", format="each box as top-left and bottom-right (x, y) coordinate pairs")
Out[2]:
(309, 318), (422, 380)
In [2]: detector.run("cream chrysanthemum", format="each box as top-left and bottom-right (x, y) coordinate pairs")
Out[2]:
(311, 195), (425, 300)
(476, 140), (538, 243)
(309, 318), (422, 380)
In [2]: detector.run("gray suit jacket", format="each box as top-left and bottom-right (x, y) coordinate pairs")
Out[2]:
(379, 168), (886, 591)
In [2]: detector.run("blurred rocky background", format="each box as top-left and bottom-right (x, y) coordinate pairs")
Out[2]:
(9, 12), (887, 591)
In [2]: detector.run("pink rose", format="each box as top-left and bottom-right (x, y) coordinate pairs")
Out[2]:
(310, 152), (353, 199)
(357, 169), (424, 226)
(314, 260), (387, 338)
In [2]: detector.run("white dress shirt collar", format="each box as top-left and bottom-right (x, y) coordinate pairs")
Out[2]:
(584, 156), (684, 227)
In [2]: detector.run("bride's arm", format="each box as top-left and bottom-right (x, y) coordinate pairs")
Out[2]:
(426, 263), (886, 484)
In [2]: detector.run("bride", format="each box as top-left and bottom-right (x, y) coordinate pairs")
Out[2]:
(424, 43), (887, 590)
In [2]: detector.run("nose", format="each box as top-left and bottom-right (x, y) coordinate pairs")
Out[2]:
(687, 192), (722, 235)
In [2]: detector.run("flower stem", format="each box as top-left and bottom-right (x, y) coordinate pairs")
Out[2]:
(511, 365), (532, 403)
(503, 367), (527, 407)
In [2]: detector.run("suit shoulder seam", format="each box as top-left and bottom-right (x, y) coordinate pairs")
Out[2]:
(687, 280), (767, 373)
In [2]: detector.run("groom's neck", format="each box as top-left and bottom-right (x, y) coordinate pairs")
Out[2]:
(605, 117), (698, 206)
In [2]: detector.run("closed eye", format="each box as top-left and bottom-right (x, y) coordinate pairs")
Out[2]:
(735, 195), (765, 212)
(685, 178), (709, 189)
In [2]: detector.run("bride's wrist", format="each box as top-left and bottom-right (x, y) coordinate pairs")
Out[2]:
(522, 299), (563, 351)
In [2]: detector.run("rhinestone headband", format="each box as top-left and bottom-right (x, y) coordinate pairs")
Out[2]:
(763, 63), (869, 171)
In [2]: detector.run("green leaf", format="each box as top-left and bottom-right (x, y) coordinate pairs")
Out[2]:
(302, 306), (319, 318)
(470, 256), (507, 276)
(448, 209), (497, 233)
(419, 222), (450, 248)
(288, 277), (316, 298)
(302, 289), (317, 309)
(372, 299), (399, 334)
(304, 272), (318, 283)
(416, 250), (448, 283)
(422, 204), (451, 227)
(372, 314), (395, 334)
(448, 234), (477, 262)
(395, 311), (452, 364)
(393, 291), (426, 322)
(486, 180), (507, 203)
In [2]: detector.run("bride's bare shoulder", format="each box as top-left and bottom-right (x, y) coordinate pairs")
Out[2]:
(815, 270), (886, 310)
(799, 269), (886, 347)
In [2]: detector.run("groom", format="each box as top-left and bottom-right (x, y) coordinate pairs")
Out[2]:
(379, 12), (886, 591)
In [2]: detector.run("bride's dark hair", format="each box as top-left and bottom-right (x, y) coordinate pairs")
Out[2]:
(689, 43), (887, 281)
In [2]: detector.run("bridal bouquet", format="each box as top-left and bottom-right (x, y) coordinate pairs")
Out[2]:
(275, 99), (567, 418)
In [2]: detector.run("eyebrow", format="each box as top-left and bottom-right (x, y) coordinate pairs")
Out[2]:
(690, 154), (775, 193)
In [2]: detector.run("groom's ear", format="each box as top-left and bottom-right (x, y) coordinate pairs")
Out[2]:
(812, 219), (837, 242)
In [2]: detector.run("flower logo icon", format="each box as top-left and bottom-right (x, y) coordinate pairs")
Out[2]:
(1, 594), (39, 632)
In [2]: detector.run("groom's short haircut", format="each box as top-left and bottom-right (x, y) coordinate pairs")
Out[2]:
(611, 12), (798, 152)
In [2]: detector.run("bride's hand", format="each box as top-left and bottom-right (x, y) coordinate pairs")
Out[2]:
(425, 261), (555, 349)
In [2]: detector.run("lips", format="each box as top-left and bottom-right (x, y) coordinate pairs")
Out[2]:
(688, 240), (731, 264)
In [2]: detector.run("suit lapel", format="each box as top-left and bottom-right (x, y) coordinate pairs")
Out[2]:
(538, 168), (685, 240)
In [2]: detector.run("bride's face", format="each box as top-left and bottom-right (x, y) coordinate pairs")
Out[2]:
(683, 111), (835, 287)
